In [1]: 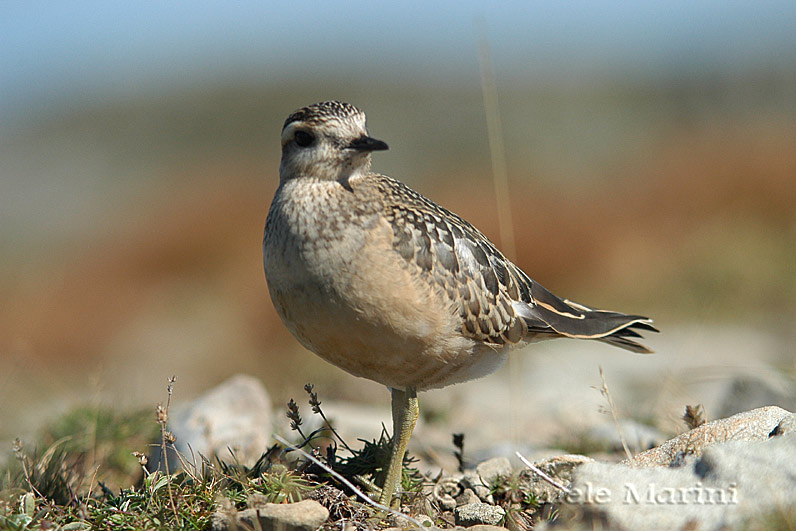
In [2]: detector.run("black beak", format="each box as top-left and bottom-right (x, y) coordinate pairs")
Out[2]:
(347, 135), (389, 152)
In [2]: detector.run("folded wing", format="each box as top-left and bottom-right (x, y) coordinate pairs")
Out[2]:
(376, 174), (658, 353)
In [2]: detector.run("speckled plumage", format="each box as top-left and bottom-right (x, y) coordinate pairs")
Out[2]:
(264, 101), (656, 392)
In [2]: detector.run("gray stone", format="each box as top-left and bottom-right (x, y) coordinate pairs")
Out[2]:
(432, 475), (462, 511)
(563, 430), (796, 530)
(694, 436), (796, 501)
(164, 374), (272, 468)
(455, 488), (481, 506)
(717, 376), (795, 418)
(383, 524), (446, 531)
(389, 513), (434, 529)
(627, 406), (793, 467)
(237, 500), (329, 531)
(521, 454), (593, 503)
(454, 502), (506, 526)
(476, 456), (512, 488)
(461, 472), (493, 503)
(210, 498), (236, 531)
(532, 454), (593, 479)
(210, 511), (233, 531)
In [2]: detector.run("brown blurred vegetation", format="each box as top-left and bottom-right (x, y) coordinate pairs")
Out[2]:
(1, 78), (794, 440)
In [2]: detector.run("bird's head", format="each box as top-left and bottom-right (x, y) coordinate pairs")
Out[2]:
(279, 101), (389, 182)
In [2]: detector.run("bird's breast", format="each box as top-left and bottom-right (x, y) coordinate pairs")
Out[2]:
(262, 178), (491, 389)
(263, 179), (373, 289)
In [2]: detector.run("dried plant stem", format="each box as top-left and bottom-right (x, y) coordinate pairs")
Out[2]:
(305, 384), (353, 453)
(317, 409), (353, 453)
(477, 22), (516, 262)
(157, 375), (180, 525)
(599, 366), (633, 461)
(515, 452), (572, 494)
(273, 434), (423, 527)
(13, 439), (44, 499)
(477, 20), (524, 446)
(683, 404), (706, 430)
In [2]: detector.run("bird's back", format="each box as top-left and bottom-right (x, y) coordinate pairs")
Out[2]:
(368, 174), (656, 351)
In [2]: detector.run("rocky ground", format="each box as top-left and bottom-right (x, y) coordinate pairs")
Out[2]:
(164, 366), (796, 531)
(3, 325), (793, 530)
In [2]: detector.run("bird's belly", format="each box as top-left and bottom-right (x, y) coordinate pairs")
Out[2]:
(269, 277), (507, 390)
(264, 216), (507, 390)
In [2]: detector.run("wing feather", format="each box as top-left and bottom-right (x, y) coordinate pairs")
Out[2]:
(373, 174), (657, 352)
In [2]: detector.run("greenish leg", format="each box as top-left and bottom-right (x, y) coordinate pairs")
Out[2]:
(378, 387), (418, 508)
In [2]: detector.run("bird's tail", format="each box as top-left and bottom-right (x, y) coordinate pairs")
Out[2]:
(512, 282), (659, 353)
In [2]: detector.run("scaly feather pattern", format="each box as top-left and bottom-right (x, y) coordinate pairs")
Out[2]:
(371, 174), (657, 352)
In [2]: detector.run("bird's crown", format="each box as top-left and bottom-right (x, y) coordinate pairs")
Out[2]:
(283, 101), (364, 131)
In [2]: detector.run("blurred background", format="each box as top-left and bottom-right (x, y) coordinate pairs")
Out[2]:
(1, 1), (795, 449)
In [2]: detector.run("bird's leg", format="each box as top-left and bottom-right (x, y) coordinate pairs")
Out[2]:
(378, 387), (418, 508)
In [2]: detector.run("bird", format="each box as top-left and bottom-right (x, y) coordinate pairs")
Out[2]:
(262, 100), (657, 507)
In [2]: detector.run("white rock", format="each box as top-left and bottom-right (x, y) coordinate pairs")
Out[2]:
(565, 430), (796, 530)
(454, 502), (506, 526)
(237, 500), (328, 531)
(164, 374), (272, 468)
(627, 406), (794, 467)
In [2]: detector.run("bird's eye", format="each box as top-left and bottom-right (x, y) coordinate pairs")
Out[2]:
(294, 130), (314, 147)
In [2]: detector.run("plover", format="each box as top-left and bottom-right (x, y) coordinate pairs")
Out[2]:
(263, 100), (657, 507)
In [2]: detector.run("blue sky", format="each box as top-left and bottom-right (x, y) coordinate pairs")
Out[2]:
(2, 0), (796, 121)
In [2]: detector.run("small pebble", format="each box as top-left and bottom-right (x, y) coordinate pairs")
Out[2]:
(454, 502), (506, 526)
